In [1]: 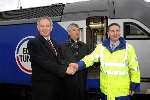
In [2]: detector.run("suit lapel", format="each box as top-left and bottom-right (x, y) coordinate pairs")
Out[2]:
(37, 35), (56, 57)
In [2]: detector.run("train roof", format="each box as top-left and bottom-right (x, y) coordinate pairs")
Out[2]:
(0, 0), (150, 29)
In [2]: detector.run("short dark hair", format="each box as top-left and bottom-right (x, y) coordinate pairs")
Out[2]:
(107, 23), (120, 32)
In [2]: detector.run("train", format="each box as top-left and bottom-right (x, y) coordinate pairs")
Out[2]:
(0, 0), (150, 99)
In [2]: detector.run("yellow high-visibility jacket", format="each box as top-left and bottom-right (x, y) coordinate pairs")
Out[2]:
(78, 37), (140, 100)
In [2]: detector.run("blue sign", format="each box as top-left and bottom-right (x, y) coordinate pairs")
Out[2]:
(0, 22), (68, 85)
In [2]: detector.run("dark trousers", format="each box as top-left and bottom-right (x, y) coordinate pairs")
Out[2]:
(63, 71), (87, 100)
(32, 80), (63, 100)
(100, 92), (131, 100)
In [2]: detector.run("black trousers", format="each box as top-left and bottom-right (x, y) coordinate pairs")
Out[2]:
(63, 71), (87, 100)
(32, 80), (63, 100)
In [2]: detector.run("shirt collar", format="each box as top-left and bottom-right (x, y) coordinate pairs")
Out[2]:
(102, 37), (126, 52)
(43, 36), (50, 40)
(110, 40), (120, 48)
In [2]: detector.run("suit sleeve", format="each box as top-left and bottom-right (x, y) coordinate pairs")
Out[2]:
(27, 40), (67, 78)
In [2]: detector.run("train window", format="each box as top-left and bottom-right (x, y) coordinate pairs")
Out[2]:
(86, 16), (108, 50)
(124, 22), (150, 40)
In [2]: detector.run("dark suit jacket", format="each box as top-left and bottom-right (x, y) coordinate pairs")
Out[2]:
(59, 39), (90, 100)
(60, 40), (89, 65)
(27, 34), (67, 100)
(28, 34), (67, 80)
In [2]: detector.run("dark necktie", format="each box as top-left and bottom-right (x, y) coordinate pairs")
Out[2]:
(47, 39), (58, 56)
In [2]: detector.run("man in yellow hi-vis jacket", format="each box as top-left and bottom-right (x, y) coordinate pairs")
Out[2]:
(68, 23), (140, 100)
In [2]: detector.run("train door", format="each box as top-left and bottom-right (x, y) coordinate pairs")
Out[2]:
(86, 16), (108, 91)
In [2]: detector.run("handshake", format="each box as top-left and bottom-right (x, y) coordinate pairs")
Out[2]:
(66, 63), (79, 75)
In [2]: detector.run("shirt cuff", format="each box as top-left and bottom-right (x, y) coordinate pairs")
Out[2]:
(77, 61), (85, 71)
(130, 82), (140, 92)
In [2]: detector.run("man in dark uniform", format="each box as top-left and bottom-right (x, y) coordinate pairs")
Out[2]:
(59, 23), (89, 100)
(27, 17), (77, 100)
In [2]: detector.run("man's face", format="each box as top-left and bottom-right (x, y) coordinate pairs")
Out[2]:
(108, 25), (121, 42)
(37, 19), (52, 37)
(69, 27), (80, 40)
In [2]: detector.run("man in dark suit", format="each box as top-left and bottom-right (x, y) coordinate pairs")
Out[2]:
(27, 16), (77, 100)
(59, 23), (90, 100)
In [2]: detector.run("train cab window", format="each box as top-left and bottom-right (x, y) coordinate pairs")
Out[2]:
(86, 16), (108, 83)
(86, 16), (108, 50)
(124, 22), (150, 40)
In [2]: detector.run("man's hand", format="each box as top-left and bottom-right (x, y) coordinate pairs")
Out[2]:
(66, 63), (78, 75)
(129, 90), (135, 96)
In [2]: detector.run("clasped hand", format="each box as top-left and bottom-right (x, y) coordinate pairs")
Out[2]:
(66, 63), (78, 75)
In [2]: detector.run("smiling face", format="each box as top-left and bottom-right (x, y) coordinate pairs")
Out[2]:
(37, 18), (52, 37)
(108, 24), (121, 43)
